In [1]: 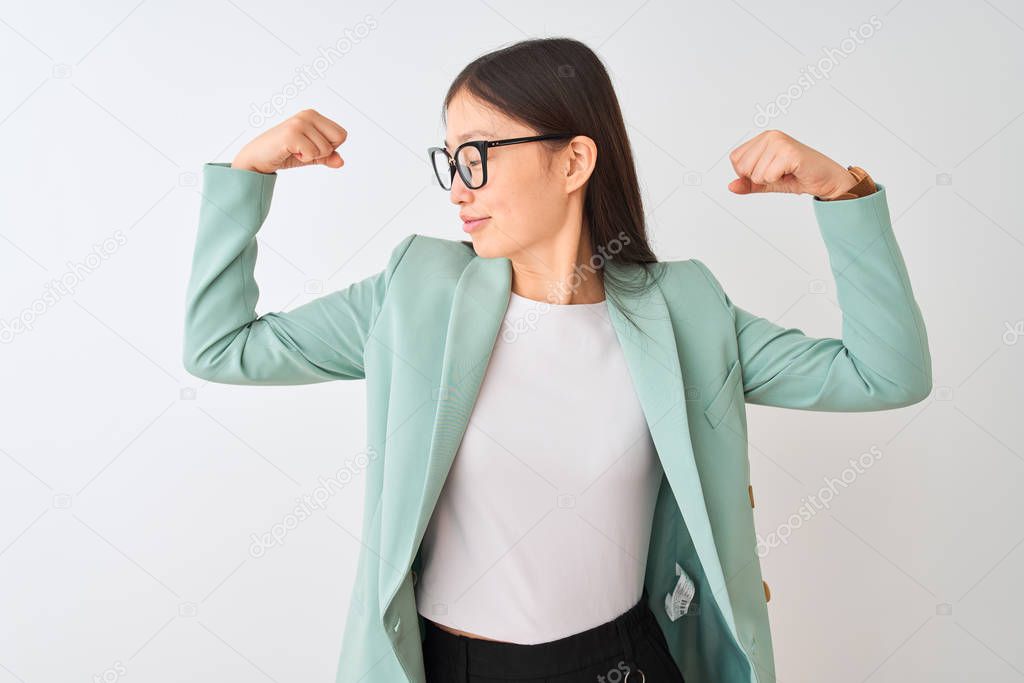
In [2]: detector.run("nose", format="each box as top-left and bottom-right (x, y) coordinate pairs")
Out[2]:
(448, 169), (474, 204)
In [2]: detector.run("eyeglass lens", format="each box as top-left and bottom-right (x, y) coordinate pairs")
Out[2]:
(433, 145), (484, 189)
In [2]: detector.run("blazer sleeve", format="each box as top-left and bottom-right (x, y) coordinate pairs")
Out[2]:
(692, 182), (933, 411)
(182, 162), (416, 385)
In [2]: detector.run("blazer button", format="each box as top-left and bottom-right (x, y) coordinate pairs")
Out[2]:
(392, 616), (401, 632)
(763, 580), (771, 603)
(748, 485), (755, 508)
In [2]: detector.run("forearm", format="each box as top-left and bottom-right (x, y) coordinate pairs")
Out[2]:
(809, 180), (932, 399)
(183, 163), (275, 377)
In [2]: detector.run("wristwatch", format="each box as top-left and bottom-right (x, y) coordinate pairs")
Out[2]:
(816, 166), (877, 201)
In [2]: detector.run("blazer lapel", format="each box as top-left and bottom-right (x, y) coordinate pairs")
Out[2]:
(601, 260), (741, 641)
(378, 252), (512, 616)
(378, 254), (741, 650)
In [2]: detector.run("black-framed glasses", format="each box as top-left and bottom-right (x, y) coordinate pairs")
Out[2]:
(427, 133), (577, 190)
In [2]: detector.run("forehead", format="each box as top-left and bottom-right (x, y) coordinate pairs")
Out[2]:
(443, 92), (514, 149)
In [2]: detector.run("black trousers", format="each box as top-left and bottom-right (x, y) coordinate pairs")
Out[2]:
(421, 588), (685, 682)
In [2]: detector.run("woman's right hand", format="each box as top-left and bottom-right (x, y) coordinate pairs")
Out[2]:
(231, 109), (347, 174)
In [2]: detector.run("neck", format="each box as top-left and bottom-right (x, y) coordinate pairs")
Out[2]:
(507, 225), (605, 305)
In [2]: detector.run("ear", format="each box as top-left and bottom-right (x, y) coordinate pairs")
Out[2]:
(564, 135), (597, 192)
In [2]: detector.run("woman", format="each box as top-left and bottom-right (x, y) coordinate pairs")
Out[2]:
(183, 37), (931, 683)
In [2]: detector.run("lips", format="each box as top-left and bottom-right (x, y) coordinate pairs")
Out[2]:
(461, 216), (489, 233)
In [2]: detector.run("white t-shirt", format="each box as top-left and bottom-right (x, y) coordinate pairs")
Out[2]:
(414, 290), (664, 644)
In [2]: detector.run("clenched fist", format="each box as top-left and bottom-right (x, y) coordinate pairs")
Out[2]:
(232, 109), (347, 174)
(727, 130), (859, 199)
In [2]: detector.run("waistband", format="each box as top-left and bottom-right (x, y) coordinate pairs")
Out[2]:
(422, 588), (657, 678)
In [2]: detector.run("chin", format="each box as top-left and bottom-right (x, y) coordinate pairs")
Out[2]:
(460, 234), (497, 259)
(467, 241), (495, 259)
(462, 227), (521, 260)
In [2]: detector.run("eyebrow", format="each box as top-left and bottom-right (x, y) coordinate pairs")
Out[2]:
(444, 129), (495, 150)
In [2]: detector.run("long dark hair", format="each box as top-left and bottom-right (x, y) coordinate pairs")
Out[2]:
(442, 36), (666, 335)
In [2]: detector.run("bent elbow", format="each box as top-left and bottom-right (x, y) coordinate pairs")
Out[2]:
(182, 344), (220, 382)
(909, 377), (933, 405)
(182, 352), (210, 381)
(891, 375), (932, 408)
(903, 355), (934, 405)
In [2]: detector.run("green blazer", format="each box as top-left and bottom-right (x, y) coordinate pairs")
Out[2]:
(184, 162), (932, 683)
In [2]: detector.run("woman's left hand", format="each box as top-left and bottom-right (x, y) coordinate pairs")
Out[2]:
(727, 130), (858, 199)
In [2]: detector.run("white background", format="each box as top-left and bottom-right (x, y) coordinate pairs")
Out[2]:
(1, 1), (1021, 681)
